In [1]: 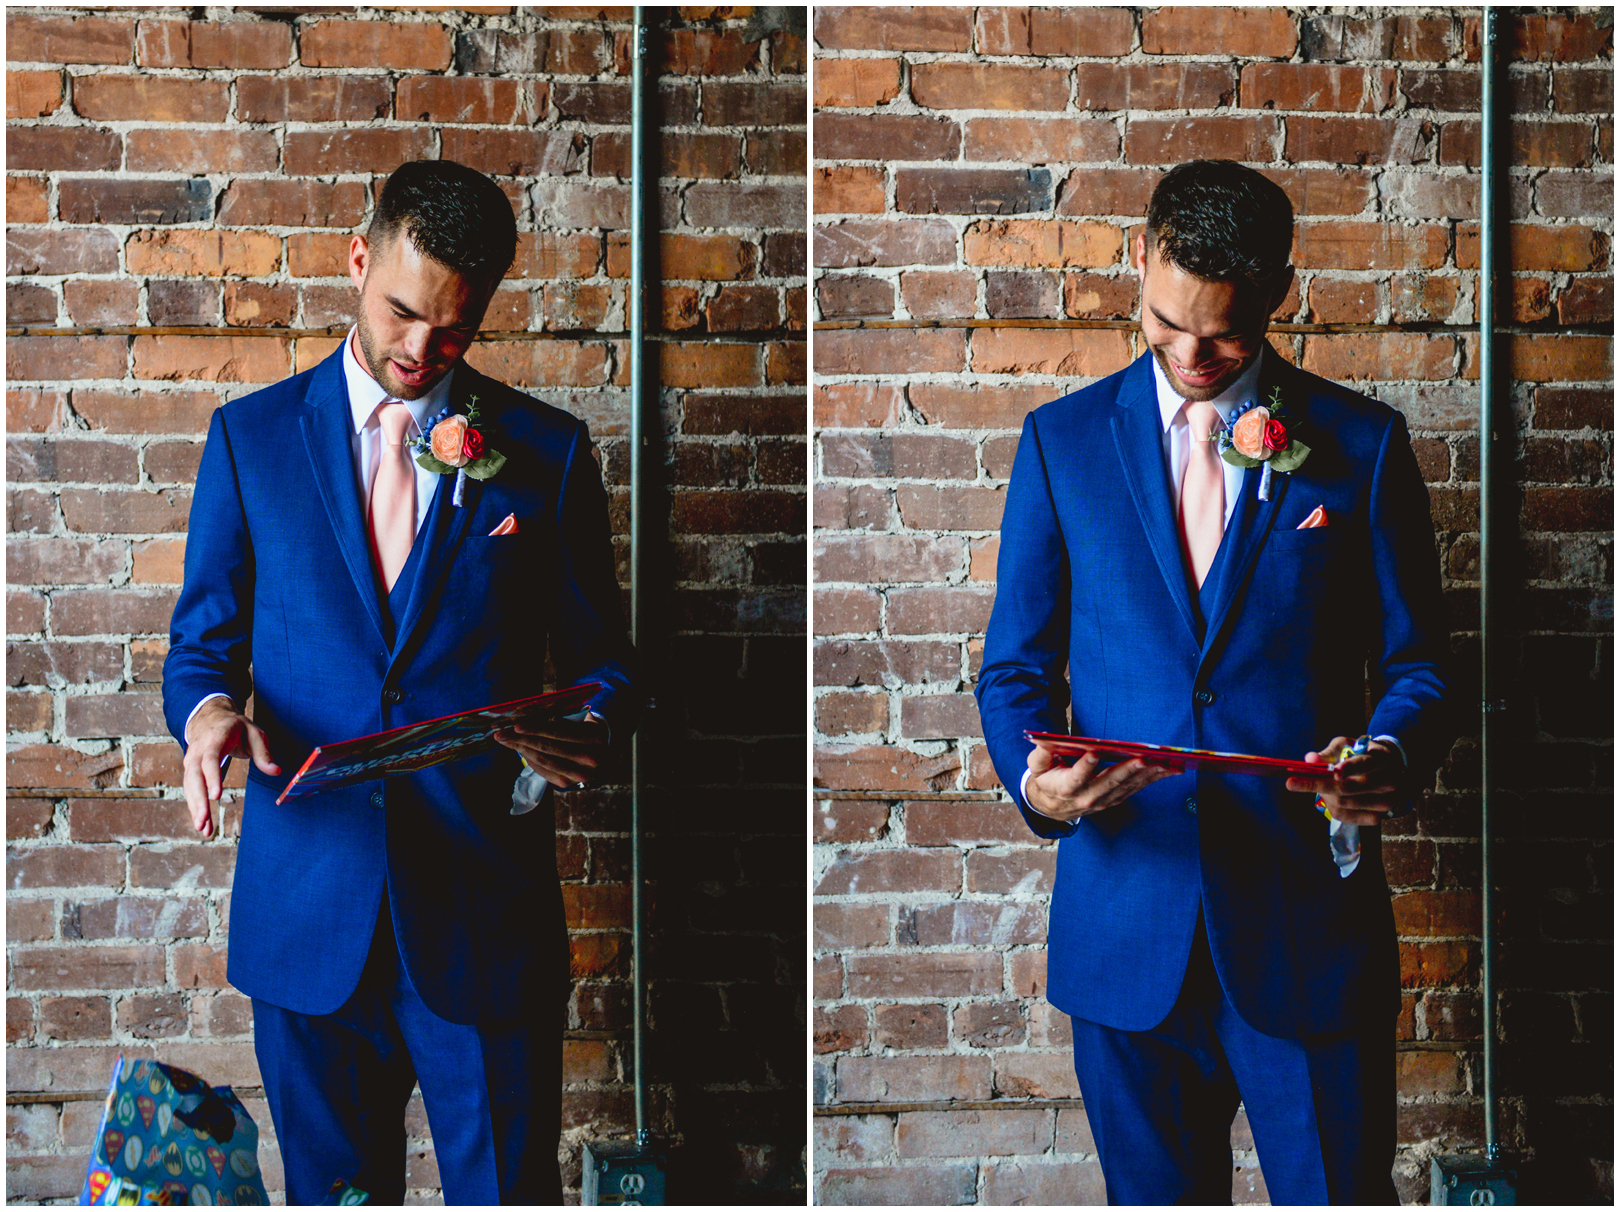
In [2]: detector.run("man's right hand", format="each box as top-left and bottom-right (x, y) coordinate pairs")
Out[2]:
(1025, 740), (1178, 822)
(182, 698), (280, 838)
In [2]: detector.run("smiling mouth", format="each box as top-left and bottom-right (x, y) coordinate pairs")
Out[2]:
(1171, 361), (1231, 383)
(391, 360), (435, 384)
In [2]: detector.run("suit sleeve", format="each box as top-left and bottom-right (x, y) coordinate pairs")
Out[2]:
(1363, 411), (1450, 779)
(162, 408), (256, 749)
(975, 411), (1078, 840)
(549, 419), (638, 729)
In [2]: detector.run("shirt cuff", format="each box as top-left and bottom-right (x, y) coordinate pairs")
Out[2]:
(1018, 767), (1063, 820)
(184, 694), (234, 745)
(1371, 734), (1407, 766)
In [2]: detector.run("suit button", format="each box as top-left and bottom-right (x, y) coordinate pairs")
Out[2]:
(1194, 690), (1215, 705)
(371, 791), (384, 808)
(383, 688), (403, 704)
(1185, 796), (1198, 815)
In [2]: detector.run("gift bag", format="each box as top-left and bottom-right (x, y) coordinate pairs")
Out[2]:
(79, 1055), (269, 1206)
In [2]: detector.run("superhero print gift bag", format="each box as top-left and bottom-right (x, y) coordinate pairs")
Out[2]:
(79, 1055), (269, 1206)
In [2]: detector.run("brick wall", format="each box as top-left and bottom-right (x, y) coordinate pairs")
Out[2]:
(811, 6), (1610, 1204)
(7, 5), (806, 1203)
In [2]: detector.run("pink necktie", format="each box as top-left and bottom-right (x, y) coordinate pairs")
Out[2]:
(1179, 399), (1224, 589)
(369, 400), (416, 591)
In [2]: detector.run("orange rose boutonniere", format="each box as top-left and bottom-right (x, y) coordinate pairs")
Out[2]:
(412, 395), (505, 506)
(1216, 387), (1311, 500)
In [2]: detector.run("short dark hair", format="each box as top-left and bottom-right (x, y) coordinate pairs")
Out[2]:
(369, 159), (518, 288)
(1146, 160), (1294, 294)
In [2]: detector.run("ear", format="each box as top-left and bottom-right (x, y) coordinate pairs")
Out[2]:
(348, 235), (370, 293)
(1130, 230), (1148, 276)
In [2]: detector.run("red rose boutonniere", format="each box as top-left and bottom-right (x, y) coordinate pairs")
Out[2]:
(411, 394), (506, 506)
(1215, 387), (1311, 500)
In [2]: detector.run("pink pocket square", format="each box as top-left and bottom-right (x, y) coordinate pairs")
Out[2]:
(488, 513), (519, 536)
(1296, 505), (1329, 529)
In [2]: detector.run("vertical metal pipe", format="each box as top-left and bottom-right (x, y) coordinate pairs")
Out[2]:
(1478, 3), (1501, 1164)
(628, 4), (650, 1145)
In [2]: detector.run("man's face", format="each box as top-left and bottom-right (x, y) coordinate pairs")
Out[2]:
(1132, 231), (1291, 402)
(348, 233), (493, 400)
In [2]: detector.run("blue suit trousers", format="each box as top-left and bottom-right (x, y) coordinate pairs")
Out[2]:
(1069, 916), (1398, 1205)
(252, 896), (567, 1205)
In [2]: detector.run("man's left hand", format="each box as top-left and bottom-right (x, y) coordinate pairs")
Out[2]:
(1285, 736), (1407, 827)
(493, 714), (609, 789)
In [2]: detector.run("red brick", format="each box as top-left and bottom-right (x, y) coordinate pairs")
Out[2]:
(814, 902), (891, 950)
(837, 1053), (993, 1102)
(1464, 12), (1613, 64)
(815, 744), (961, 792)
(285, 128), (435, 177)
(1301, 333), (1457, 382)
(895, 270), (971, 321)
(129, 843), (234, 889)
(38, 995), (113, 1040)
(816, 113), (961, 162)
(814, 800), (890, 844)
(8, 176), (49, 224)
(965, 220), (1120, 268)
(820, 1165), (978, 1205)
(662, 27), (759, 75)
(1521, 486), (1611, 532)
(127, 229), (282, 278)
(1456, 222), (1609, 272)
(11, 944), (165, 991)
(817, 219), (956, 270)
(7, 283), (55, 326)
(984, 1162), (1108, 1205)
(8, 337), (126, 383)
(6, 127), (121, 172)
(1126, 115), (1281, 165)
(814, 58), (902, 108)
(9, 227), (121, 276)
(977, 6), (1133, 56)
(1295, 222), (1449, 270)
(1240, 63), (1397, 113)
(1399, 940), (1477, 988)
(9, 14), (135, 65)
(909, 383), (1052, 429)
(7, 69), (63, 119)
(173, 944), (231, 989)
(73, 74), (228, 123)
(816, 329), (966, 378)
(8, 590), (48, 635)
(815, 6), (973, 52)
(301, 19), (451, 70)
(967, 850), (1057, 895)
(126, 129), (277, 174)
(397, 75), (526, 124)
(72, 389), (216, 435)
(895, 485), (1007, 531)
(235, 75), (391, 124)
(1143, 7), (1299, 58)
(815, 167), (885, 217)
(994, 1052), (1081, 1098)
(1555, 277), (1613, 326)
(1552, 67), (1613, 115)
(1392, 890), (1482, 937)
(971, 328), (1133, 378)
(911, 62), (1070, 112)
(818, 275), (892, 320)
(461, 340), (611, 389)
(817, 690), (889, 737)
(6, 537), (125, 585)
(911, 903), (1042, 947)
(137, 19), (291, 68)
(1286, 116), (1436, 165)
(814, 1004), (869, 1054)
(814, 384), (905, 429)
(906, 800), (1030, 847)
(1073, 62), (1233, 112)
(1301, 14), (1453, 62)
(1439, 119), (1594, 169)
(5, 745), (124, 789)
(655, 342), (761, 390)
(222, 283), (296, 329)
(1062, 272), (1138, 320)
(132, 336), (289, 385)
(1507, 334), (1611, 383)
(966, 117), (1118, 165)
(60, 174), (216, 226)
(511, 232), (601, 279)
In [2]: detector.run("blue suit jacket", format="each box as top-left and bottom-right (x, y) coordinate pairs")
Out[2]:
(163, 348), (635, 1024)
(976, 348), (1448, 1039)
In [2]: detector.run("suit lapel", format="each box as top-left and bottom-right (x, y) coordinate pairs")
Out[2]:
(300, 352), (388, 646)
(1199, 347), (1291, 655)
(1110, 354), (1200, 643)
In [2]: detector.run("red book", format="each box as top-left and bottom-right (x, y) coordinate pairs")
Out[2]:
(277, 683), (602, 803)
(1025, 731), (1330, 778)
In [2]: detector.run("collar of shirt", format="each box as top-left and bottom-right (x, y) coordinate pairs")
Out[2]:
(1151, 351), (1265, 530)
(343, 327), (455, 437)
(1151, 350), (1266, 434)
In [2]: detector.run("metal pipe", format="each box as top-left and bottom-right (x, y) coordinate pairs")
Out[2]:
(1478, 4), (1502, 1164)
(628, 3), (651, 1145)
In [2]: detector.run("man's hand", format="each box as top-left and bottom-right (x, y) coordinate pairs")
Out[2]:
(182, 698), (280, 838)
(1285, 736), (1406, 827)
(493, 714), (610, 790)
(1025, 740), (1179, 822)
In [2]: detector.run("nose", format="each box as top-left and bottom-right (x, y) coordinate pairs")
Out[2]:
(1173, 333), (1219, 369)
(400, 322), (433, 365)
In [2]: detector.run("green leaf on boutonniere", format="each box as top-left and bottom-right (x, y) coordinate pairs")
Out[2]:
(415, 451), (456, 475)
(1268, 442), (1311, 474)
(1221, 447), (1263, 469)
(461, 451), (507, 481)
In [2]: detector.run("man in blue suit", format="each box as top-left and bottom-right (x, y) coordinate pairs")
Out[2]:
(164, 160), (635, 1204)
(976, 161), (1448, 1203)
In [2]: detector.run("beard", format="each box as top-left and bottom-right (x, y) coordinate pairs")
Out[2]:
(353, 309), (447, 401)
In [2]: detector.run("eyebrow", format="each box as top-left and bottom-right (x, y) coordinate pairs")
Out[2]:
(1148, 304), (1242, 341)
(386, 295), (475, 329)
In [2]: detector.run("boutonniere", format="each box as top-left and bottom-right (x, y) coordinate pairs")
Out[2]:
(1215, 387), (1311, 501)
(411, 394), (506, 507)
